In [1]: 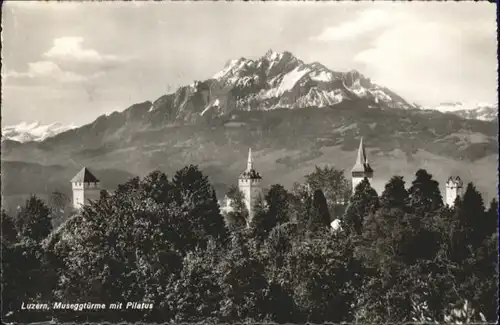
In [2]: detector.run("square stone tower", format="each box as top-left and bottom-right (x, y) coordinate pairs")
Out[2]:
(71, 167), (101, 209)
(445, 176), (463, 207)
(238, 148), (263, 223)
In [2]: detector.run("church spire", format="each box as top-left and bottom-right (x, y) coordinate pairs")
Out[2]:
(247, 148), (253, 171)
(351, 137), (374, 193)
(352, 137), (373, 174)
(239, 147), (261, 180)
(356, 137), (367, 166)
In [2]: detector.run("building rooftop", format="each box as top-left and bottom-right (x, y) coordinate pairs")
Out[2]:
(71, 167), (100, 183)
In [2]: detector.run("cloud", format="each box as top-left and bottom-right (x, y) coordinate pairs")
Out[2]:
(354, 21), (458, 66)
(4, 60), (102, 83)
(44, 36), (127, 63)
(312, 9), (393, 41)
(351, 12), (497, 106)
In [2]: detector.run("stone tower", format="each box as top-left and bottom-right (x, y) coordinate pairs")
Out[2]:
(238, 148), (263, 223)
(445, 176), (463, 207)
(351, 137), (374, 193)
(71, 167), (101, 209)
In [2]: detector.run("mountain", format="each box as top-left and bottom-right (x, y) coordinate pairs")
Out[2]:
(1, 50), (498, 211)
(424, 102), (498, 121)
(1, 121), (77, 143)
(148, 50), (415, 125)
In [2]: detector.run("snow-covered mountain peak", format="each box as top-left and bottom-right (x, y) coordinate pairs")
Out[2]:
(161, 50), (418, 122)
(263, 49), (297, 63)
(2, 121), (77, 142)
(423, 101), (498, 121)
(264, 49), (283, 61)
(432, 101), (496, 112)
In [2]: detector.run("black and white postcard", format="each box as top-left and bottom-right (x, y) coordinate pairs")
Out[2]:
(1, 1), (498, 324)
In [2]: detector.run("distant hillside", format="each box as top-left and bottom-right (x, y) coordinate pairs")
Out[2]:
(1, 50), (497, 206)
(2, 104), (497, 207)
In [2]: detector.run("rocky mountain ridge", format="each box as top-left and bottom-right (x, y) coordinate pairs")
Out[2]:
(141, 50), (417, 127)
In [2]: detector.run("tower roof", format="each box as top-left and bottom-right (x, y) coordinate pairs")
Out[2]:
(71, 167), (100, 183)
(351, 137), (373, 174)
(239, 148), (262, 180)
(446, 176), (463, 187)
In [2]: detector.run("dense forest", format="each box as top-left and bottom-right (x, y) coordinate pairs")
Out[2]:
(1, 165), (498, 323)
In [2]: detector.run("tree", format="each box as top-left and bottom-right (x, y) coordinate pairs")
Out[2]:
(289, 182), (313, 232)
(362, 176), (409, 263)
(167, 241), (223, 322)
(53, 192), (183, 322)
(224, 185), (248, 232)
(114, 176), (141, 195)
(249, 195), (271, 242)
(483, 198), (498, 238)
(140, 170), (175, 205)
(15, 195), (52, 242)
(407, 169), (443, 216)
(172, 165), (228, 246)
(2, 238), (49, 322)
(445, 185), (498, 321)
(1, 210), (19, 317)
(343, 178), (379, 236)
(48, 190), (70, 213)
(305, 165), (351, 216)
(265, 184), (291, 226)
(218, 231), (268, 321)
(266, 222), (299, 268)
(379, 176), (408, 210)
(290, 231), (362, 323)
(404, 170), (444, 262)
(308, 189), (331, 233)
(48, 190), (71, 229)
(1, 210), (17, 246)
(262, 222), (301, 322)
(454, 183), (486, 248)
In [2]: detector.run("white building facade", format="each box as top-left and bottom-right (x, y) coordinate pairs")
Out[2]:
(71, 167), (101, 209)
(445, 176), (463, 207)
(238, 148), (264, 223)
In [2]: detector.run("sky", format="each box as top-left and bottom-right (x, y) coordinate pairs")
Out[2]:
(1, 1), (497, 126)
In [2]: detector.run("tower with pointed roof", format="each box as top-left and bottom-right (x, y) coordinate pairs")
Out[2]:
(351, 137), (374, 193)
(238, 148), (263, 223)
(445, 176), (463, 207)
(71, 167), (101, 209)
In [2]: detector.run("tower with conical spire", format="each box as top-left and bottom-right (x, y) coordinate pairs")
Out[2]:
(71, 167), (101, 209)
(238, 148), (263, 222)
(351, 137), (374, 193)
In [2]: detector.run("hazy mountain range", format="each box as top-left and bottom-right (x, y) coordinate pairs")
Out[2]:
(3, 100), (495, 144)
(423, 102), (497, 122)
(1, 50), (497, 212)
(2, 122), (77, 143)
